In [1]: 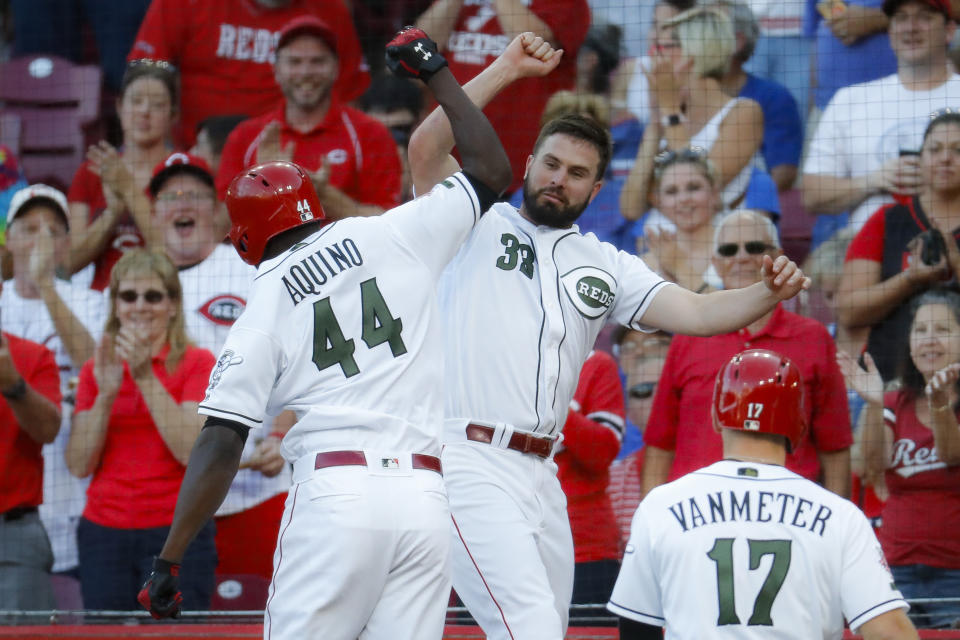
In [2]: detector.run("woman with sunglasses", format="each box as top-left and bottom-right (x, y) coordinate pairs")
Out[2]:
(838, 109), (960, 383)
(66, 249), (216, 611)
(620, 6), (764, 222)
(839, 288), (960, 629)
(641, 148), (724, 292)
(66, 60), (179, 291)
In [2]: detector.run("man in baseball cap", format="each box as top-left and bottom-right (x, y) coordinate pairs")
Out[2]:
(7, 184), (70, 231)
(215, 13), (402, 220)
(148, 151), (291, 596)
(882, 0), (951, 17)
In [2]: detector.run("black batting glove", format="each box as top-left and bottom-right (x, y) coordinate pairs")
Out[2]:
(385, 27), (447, 82)
(138, 557), (183, 620)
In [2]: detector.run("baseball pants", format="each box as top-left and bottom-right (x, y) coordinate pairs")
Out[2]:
(443, 442), (575, 640)
(265, 452), (451, 640)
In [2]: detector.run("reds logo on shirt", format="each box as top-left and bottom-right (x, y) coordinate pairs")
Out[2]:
(890, 437), (947, 477)
(215, 24), (281, 64)
(199, 295), (246, 326)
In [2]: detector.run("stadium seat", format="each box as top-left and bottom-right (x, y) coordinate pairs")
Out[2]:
(0, 55), (101, 191)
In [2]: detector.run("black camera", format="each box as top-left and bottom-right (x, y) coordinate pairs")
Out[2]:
(917, 228), (947, 266)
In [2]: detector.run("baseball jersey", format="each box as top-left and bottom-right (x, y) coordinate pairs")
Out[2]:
(127, 0), (369, 148)
(438, 202), (670, 442)
(608, 460), (909, 639)
(200, 173), (483, 459)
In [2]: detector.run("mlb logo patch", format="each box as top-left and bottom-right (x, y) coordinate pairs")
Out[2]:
(743, 419), (761, 431)
(381, 457), (400, 469)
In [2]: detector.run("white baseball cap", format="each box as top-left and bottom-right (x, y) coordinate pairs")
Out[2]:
(6, 184), (70, 230)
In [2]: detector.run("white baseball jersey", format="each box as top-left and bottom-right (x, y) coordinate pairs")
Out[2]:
(0, 278), (106, 572)
(177, 242), (291, 516)
(438, 201), (669, 441)
(608, 460), (908, 639)
(200, 173), (483, 459)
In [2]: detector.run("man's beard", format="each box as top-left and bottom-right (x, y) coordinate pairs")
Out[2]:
(521, 181), (589, 229)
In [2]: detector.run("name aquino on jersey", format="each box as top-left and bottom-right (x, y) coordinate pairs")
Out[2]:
(666, 487), (833, 537)
(281, 238), (364, 305)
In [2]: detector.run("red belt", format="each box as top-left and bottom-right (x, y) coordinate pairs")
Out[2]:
(313, 450), (442, 474)
(465, 424), (555, 459)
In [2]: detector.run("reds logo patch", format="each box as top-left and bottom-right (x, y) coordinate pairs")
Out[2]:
(206, 349), (244, 397)
(199, 295), (246, 326)
(560, 266), (617, 319)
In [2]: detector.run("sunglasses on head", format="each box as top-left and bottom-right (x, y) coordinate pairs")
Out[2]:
(654, 146), (708, 168)
(716, 241), (772, 258)
(629, 381), (657, 400)
(117, 289), (166, 304)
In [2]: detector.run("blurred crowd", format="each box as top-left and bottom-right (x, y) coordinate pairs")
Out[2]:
(0, 0), (958, 630)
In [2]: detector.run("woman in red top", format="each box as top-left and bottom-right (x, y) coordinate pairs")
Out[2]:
(840, 289), (960, 629)
(66, 249), (216, 611)
(66, 61), (175, 290)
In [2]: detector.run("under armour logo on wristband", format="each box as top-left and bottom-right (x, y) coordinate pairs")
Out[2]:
(414, 43), (432, 60)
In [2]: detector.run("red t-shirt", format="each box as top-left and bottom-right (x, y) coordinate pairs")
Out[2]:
(556, 350), (624, 563)
(216, 100), (401, 209)
(0, 333), (61, 512)
(644, 305), (853, 481)
(75, 344), (215, 529)
(127, 0), (369, 147)
(880, 390), (960, 569)
(67, 160), (146, 291)
(438, 0), (590, 193)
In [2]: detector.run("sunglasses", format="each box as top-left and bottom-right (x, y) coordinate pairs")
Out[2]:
(629, 381), (657, 400)
(716, 241), (773, 257)
(117, 289), (167, 304)
(654, 146), (708, 168)
(156, 190), (215, 205)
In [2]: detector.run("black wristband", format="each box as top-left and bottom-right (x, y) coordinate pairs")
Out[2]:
(153, 556), (180, 573)
(1, 378), (27, 401)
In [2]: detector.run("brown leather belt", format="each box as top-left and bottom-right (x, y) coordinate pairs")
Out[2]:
(313, 450), (442, 474)
(465, 424), (555, 459)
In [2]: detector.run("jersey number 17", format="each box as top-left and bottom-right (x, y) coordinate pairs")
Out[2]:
(707, 538), (792, 627)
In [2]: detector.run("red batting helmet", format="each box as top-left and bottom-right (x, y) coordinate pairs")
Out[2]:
(712, 349), (807, 452)
(225, 161), (325, 265)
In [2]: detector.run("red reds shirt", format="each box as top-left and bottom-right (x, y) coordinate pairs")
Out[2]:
(216, 99), (401, 209)
(880, 390), (960, 568)
(845, 197), (960, 382)
(645, 305), (853, 481)
(440, 0), (590, 193)
(75, 344), (215, 529)
(0, 333), (61, 512)
(557, 350), (624, 563)
(68, 160), (146, 291)
(128, 0), (369, 147)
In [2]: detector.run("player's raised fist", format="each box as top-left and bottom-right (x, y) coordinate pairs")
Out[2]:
(385, 27), (447, 82)
(137, 557), (183, 619)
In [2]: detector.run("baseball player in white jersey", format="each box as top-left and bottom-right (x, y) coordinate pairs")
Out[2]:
(409, 33), (812, 640)
(608, 349), (919, 640)
(137, 27), (512, 640)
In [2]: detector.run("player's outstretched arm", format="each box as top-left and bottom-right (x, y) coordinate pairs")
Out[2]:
(407, 32), (562, 195)
(159, 422), (245, 562)
(857, 609), (919, 640)
(642, 255), (811, 337)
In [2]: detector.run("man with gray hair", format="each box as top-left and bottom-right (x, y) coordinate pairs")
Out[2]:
(642, 209), (853, 497)
(714, 0), (804, 191)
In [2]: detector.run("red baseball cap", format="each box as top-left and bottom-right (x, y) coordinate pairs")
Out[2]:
(882, 0), (951, 17)
(276, 15), (338, 55)
(149, 152), (214, 197)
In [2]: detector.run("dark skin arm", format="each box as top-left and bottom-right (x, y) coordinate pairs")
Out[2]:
(157, 423), (246, 563)
(425, 66), (513, 197)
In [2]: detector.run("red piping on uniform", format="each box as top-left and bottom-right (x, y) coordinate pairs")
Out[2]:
(451, 513), (515, 640)
(265, 484), (298, 640)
